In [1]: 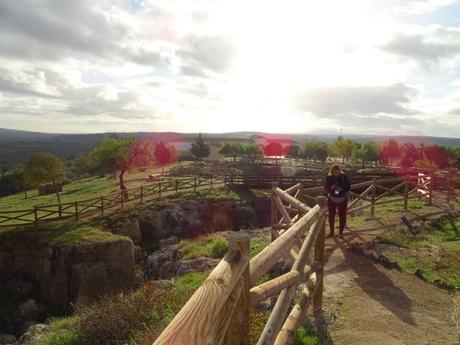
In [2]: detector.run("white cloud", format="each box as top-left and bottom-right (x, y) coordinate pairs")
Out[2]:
(395, 0), (460, 15)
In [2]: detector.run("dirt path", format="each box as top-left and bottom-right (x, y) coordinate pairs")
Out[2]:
(308, 214), (460, 345)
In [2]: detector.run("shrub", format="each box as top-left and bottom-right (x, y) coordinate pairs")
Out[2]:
(211, 237), (229, 258)
(76, 283), (160, 345)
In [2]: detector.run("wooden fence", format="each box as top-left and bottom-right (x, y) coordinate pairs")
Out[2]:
(0, 176), (225, 227)
(152, 173), (459, 345)
(153, 184), (328, 345)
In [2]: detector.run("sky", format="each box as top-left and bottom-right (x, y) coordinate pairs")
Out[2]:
(1, 0), (460, 136)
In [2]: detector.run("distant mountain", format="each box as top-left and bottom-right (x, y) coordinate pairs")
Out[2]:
(1, 128), (459, 167)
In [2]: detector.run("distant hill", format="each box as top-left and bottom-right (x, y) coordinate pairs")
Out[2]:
(1, 128), (459, 167)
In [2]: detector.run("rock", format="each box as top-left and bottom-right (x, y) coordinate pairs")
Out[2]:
(152, 280), (173, 289)
(253, 198), (271, 227)
(0, 334), (16, 345)
(16, 321), (35, 337)
(176, 257), (220, 275)
(235, 205), (258, 230)
(146, 246), (181, 279)
(16, 324), (48, 345)
(16, 300), (41, 323)
(1, 234), (136, 311)
(110, 219), (142, 244)
(138, 209), (182, 243)
(133, 245), (143, 263)
(159, 236), (180, 249)
(6, 278), (34, 299)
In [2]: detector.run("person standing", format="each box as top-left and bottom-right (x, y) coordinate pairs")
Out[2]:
(324, 164), (350, 238)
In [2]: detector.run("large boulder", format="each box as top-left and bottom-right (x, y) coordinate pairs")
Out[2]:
(145, 246), (180, 279)
(138, 209), (182, 242)
(14, 300), (42, 323)
(110, 219), (142, 244)
(235, 205), (258, 230)
(0, 235), (136, 311)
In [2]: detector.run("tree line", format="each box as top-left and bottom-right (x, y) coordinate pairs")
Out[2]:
(1, 134), (460, 199)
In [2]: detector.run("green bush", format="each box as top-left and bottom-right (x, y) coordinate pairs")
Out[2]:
(211, 237), (229, 258)
(293, 326), (319, 345)
(76, 283), (160, 345)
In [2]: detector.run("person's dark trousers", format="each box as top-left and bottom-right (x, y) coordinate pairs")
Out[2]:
(328, 199), (348, 235)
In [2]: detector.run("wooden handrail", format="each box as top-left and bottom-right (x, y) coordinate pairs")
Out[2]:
(152, 233), (250, 345)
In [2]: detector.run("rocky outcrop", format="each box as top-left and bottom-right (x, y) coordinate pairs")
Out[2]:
(138, 200), (258, 247)
(145, 246), (219, 280)
(109, 219), (142, 244)
(0, 234), (136, 311)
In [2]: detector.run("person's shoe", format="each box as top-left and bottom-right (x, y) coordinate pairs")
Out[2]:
(338, 234), (344, 239)
(327, 233), (334, 238)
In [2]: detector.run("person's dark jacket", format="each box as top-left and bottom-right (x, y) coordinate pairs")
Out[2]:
(324, 173), (351, 198)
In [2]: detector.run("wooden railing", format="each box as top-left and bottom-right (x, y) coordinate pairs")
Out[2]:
(0, 176), (225, 227)
(153, 184), (328, 345)
(152, 173), (459, 345)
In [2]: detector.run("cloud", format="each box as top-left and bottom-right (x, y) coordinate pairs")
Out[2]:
(177, 35), (237, 75)
(395, 0), (460, 15)
(0, 67), (61, 99)
(382, 26), (460, 66)
(0, 0), (167, 66)
(296, 83), (419, 117)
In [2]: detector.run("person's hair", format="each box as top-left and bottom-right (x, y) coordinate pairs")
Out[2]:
(328, 164), (342, 176)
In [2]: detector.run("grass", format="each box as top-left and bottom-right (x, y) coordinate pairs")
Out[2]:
(0, 222), (122, 247)
(178, 234), (229, 259)
(35, 271), (210, 345)
(379, 215), (460, 290)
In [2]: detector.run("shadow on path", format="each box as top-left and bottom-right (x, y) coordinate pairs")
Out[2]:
(323, 229), (417, 326)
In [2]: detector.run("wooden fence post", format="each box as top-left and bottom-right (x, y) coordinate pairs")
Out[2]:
(194, 177), (197, 192)
(271, 182), (279, 242)
(120, 191), (124, 209)
(159, 182), (162, 199)
(428, 172), (433, 206)
(313, 196), (327, 312)
(210, 176), (213, 190)
(34, 206), (38, 226)
(58, 204), (62, 218)
(370, 178), (376, 217)
(175, 179), (179, 195)
(224, 233), (250, 345)
(75, 202), (79, 222)
(404, 176), (409, 210)
(101, 196), (104, 216)
(140, 186), (144, 205)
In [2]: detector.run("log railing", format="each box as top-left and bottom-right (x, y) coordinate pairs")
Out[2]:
(152, 173), (459, 345)
(153, 184), (328, 345)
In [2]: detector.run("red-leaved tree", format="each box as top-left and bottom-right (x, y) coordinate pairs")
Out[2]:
(154, 141), (178, 173)
(264, 142), (284, 157)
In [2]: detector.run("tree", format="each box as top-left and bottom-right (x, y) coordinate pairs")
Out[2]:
(242, 143), (262, 156)
(154, 141), (177, 173)
(400, 143), (420, 168)
(219, 142), (243, 161)
(312, 142), (329, 163)
(263, 142), (284, 157)
(25, 153), (64, 203)
(423, 145), (449, 169)
(91, 136), (154, 195)
(289, 145), (301, 158)
(380, 138), (400, 166)
(332, 137), (354, 163)
(190, 133), (210, 160)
